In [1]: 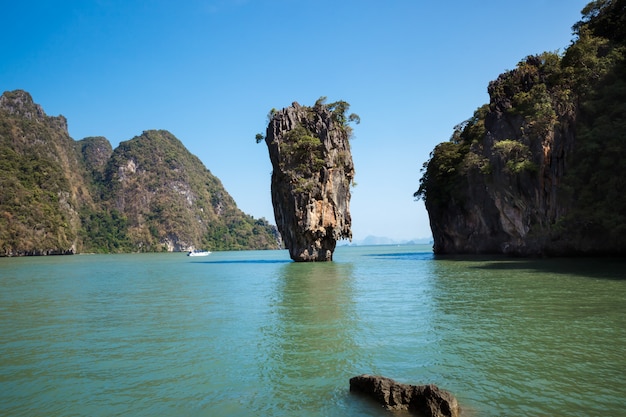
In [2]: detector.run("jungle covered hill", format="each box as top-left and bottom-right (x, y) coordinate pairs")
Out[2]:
(416, 0), (625, 256)
(0, 90), (280, 256)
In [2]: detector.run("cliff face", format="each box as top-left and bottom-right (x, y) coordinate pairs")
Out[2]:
(417, 0), (626, 255)
(263, 100), (355, 261)
(103, 130), (221, 252)
(0, 90), (92, 255)
(424, 78), (576, 255)
(0, 90), (280, 255)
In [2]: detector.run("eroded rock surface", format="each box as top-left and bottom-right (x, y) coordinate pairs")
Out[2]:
(349, 374), (459, 417)
(263, 100), (356, 261)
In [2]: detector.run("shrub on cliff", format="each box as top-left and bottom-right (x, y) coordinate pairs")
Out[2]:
(259, 98), (358, 261)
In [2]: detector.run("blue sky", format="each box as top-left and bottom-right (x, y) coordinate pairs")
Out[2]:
(2, 0), (589, 242)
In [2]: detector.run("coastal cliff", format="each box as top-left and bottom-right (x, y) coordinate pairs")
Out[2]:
(0, 90), (92, 255)
(0, 90), (280, 255)
(261, 99), (357, 261)
(416, 0), (625, 255)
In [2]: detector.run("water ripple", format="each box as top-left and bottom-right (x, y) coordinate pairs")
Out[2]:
(1, 248), (624, 416)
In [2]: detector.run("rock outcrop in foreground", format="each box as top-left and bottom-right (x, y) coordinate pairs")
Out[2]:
(262, 99), (357, 261)
(349, 374), (459, 417)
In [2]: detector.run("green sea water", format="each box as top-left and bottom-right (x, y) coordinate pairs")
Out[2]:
(1, 245), (624, 416)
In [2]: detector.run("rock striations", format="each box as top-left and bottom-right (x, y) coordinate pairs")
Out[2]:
(0, 90), (280, 256)
(262, 99), (356, 261)
(349, 374), (460, 417)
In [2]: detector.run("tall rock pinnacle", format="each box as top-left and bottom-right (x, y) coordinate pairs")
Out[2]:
(261, 98), (358, 261)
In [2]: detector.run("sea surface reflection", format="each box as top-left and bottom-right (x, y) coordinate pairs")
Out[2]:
(0, 247), (624, 416)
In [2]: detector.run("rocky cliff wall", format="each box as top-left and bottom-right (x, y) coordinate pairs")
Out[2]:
(418, 0), (626, 256)
(263, 101), (355, 261)
(0, 90), (92, 255)
(426, 87), (576, 255)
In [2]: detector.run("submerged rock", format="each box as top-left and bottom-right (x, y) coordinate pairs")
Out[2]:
(349, 374), (459, 417)
(262, 99), (357, 261)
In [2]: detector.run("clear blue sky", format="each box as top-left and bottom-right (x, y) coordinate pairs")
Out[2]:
(2, 0), (589, 242)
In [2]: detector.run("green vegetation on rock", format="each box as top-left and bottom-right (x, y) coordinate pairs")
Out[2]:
(0, 92), (280, 255)
(416, 0), (626, 255)
(259, 97), (359, 195)
(259, 98), (357, 261)
(0, 91), (88, 255)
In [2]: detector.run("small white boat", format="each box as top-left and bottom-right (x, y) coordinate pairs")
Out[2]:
(187, 250), (211, 257)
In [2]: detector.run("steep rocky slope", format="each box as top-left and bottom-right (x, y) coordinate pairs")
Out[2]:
(0, 90), (93, 255)
(101, 129), (279, 252)
(262, 99), (357, 261)
(416, 0), (625, 255)
(0, 90), (279, 255)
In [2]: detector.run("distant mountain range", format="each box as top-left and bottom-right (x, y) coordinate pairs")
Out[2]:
(339, 236), (433, 246)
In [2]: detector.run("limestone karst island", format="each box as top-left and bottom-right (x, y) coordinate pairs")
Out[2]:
(416, 0), (625, 256)
(258, 98), (358, 262)
(0, 90), (280, 256)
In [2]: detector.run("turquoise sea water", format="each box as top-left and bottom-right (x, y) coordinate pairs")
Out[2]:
(1, 245), (625, 416)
